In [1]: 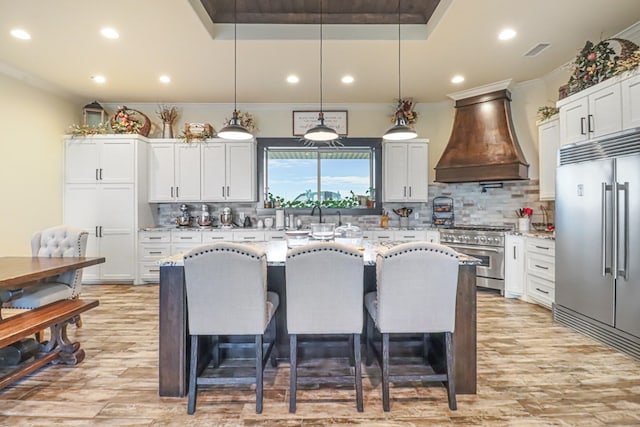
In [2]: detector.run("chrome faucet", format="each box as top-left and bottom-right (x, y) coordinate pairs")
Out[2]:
(311, 205), (323, 223)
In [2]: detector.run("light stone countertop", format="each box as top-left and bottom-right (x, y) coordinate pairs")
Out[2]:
(508, 231), (556, 240)
(157, 240), (481, 267)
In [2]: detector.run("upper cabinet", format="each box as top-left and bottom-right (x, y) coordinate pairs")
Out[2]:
(148, 140), (201, 202)
(537, 117), (560, 200)
(149, 139), (256, 203)
(201, 140), (256, 202)
(383, 139), (429, 202)
(622, 73), (640, 129)
(65, 136), (135, 184)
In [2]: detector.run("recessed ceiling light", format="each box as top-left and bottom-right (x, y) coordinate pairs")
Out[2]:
(341, 75), (355, 84)
(286, 75), (299, 84)
(10, 29), (31, 40)
(91, 75), (106, 84)
(159, 75), (171, 84)
(498, 28), (517, 41)
(100, 27), (119, 39)
(451, 75), (465, 84)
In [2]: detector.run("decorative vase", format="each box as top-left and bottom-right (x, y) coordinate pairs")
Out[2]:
(162, 122), (173, 138)
(518, 217), (530, 232)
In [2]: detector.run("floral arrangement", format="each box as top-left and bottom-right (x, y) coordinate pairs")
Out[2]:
(516, 207), (533, 218)
(390, 98), (417, 125)
(67, 123), (108, 137)
(615, 49), (640, 74)
(156, 104), (178, 124)
(224, 110), (257, 133)
(111, 106), (145, 134)
(537, 106), (559, 122)
(567, 40), (618, 95)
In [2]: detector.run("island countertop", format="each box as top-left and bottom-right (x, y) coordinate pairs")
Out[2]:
(157, 240), (482, 267)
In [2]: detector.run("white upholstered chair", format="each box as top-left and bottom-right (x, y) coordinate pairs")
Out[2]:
(2, 225), (88, 311)
(286, 242), (364, 413)
(183, 242), (279, 415)
(364, 242), (459, 411)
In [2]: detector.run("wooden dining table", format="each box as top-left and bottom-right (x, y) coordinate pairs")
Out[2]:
(0, 257), (105, 290)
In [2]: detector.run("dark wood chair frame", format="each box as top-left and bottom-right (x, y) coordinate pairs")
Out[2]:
(365, 310), (457, 411)
(289, 332), (364, 413)
(187, 314), (277, 414)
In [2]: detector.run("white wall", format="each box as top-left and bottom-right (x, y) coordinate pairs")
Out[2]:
(0, 73), (78, 255)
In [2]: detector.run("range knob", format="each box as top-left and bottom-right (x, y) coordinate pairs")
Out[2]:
(479, 236), (487, 244)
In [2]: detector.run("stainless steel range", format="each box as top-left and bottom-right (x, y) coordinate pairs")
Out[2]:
(440, 225), (514, 294)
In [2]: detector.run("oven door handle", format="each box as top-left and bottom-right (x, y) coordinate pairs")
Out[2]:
(448, 244), (501, 253)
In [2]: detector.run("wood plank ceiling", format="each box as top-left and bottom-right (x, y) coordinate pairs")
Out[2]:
(199, 0), (441, 25)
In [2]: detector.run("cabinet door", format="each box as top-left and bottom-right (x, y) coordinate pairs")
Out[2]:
(426, 230), (440, 244)
(201, 143), (227, 201)
(226, 143), (255, 201)
(63, 184), (101, 280)
(383, 143), (408, 202)
(559, 97), (588, 145)
(407, 143), (428, 201)
(148, 143), (175, 202)
(538, 119), (560, 200)
(99, 139), (135, 183)
(504, 235), (525, 298)
(98, 184), (135, 281)
(622, 74), (640, 130)
(175, 144), (201, 201)
(588, 84), (622, 139)
(65, 139), (99, 183)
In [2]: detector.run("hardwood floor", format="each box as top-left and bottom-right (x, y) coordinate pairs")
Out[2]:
(1, 285), (639, 426)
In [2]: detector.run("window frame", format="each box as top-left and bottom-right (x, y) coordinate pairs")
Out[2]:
(256, 137), (382, 215)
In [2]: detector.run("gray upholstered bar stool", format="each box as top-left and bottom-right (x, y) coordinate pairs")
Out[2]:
(364, 242), (459, 411)
(183, 242), (279, 415)
(3, 225), (88, 312)
(286, 242), (364, 413)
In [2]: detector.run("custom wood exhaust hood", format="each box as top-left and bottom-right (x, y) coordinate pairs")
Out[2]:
(435, 81), (529, 183)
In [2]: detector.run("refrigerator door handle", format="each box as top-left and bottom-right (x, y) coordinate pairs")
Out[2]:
(612, 181), (618, 280)
(601, 182), (609, 276)
(620, 182), (630, 280)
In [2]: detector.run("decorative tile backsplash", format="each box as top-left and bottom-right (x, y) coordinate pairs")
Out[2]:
(155, 180), (553, 230)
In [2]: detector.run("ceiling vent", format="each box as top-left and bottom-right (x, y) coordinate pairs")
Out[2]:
(523, 42), (551, 57)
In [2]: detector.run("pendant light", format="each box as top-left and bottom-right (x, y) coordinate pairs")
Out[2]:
(218, 0), (253, 141)
(383, 0), (417, 141)
(303, 0), (340, 144)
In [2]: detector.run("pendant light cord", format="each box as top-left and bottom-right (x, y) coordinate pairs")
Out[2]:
(233, 0), (237, 112)
(319, 0), (324, 114)
(397, 0), (401, 108)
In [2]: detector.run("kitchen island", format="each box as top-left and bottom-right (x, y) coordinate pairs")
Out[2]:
(157, 241), (479, 397)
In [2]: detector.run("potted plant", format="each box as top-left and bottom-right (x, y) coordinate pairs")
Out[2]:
(366, 187), (375, 208)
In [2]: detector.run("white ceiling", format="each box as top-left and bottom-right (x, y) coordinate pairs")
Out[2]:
(1, 0), (639, 104)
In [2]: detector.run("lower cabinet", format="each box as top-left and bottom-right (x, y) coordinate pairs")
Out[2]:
(504, 235), (555, 309)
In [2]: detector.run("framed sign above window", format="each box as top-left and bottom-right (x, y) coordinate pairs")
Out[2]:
(292, 110), (348, 136)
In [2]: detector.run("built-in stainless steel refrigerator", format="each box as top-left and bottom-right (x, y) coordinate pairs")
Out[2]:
(555, 130), (640, 359)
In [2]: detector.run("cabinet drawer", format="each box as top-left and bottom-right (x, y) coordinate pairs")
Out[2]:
(394, 230), (427, 241)
(526, 238), (555, 256)
(526, 252), (555, 281)
(233, 231), (265, 242)
(171, 230), (202, 243)
(139, 244), (171, 259)
(526, 274), (554, 309)
(139, 262), (161, 282)
(139, 231), (171, 243)
(426, 231), (440, 244)
(171, 243), (203, 255)
(373, 232), (394, 241)
(264, 231), (286, 241)
(201, 231), (234, 242)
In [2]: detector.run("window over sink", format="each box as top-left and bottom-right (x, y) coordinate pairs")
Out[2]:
(256, 138), (382, 213)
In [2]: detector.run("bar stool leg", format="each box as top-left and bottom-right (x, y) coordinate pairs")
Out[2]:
(445, 332), (457, 410)
(255, 334), (263, 414)
(289, 334), (297, 413)
(382, 333), (390, 412)
(212, 335), (219, 368)
(354, 333), (363, 412)
(187, 335), (199, 414)
(365, 312), (374, 366)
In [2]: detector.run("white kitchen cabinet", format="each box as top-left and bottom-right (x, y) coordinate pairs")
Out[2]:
(524, 237), (555, 309)
(233, 231), (265, 242)
(393, 230), (427, 241)
(65, 136), (135, 184)
(504, 235), (525, 298)
(558, 79), (621, 145)
(201, 140), (256, 202)
(202, 230), (234, 243)
(63, 135), (151, 284)
(264, 231), (286, 241)
(622, 73), (640, 130)
(538, 118), (560, 200)
(148, 140), (201, 202)
(383, 139), (429, 202)
(138, 231), (171, 283)
(426, 230), (440, 244)
(371, 230), (395, 241)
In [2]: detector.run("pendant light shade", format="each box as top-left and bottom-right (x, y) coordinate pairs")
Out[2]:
(383, 0), (417, 141)
(304, 0), (339, 143)
(218, 1), (252, 141)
